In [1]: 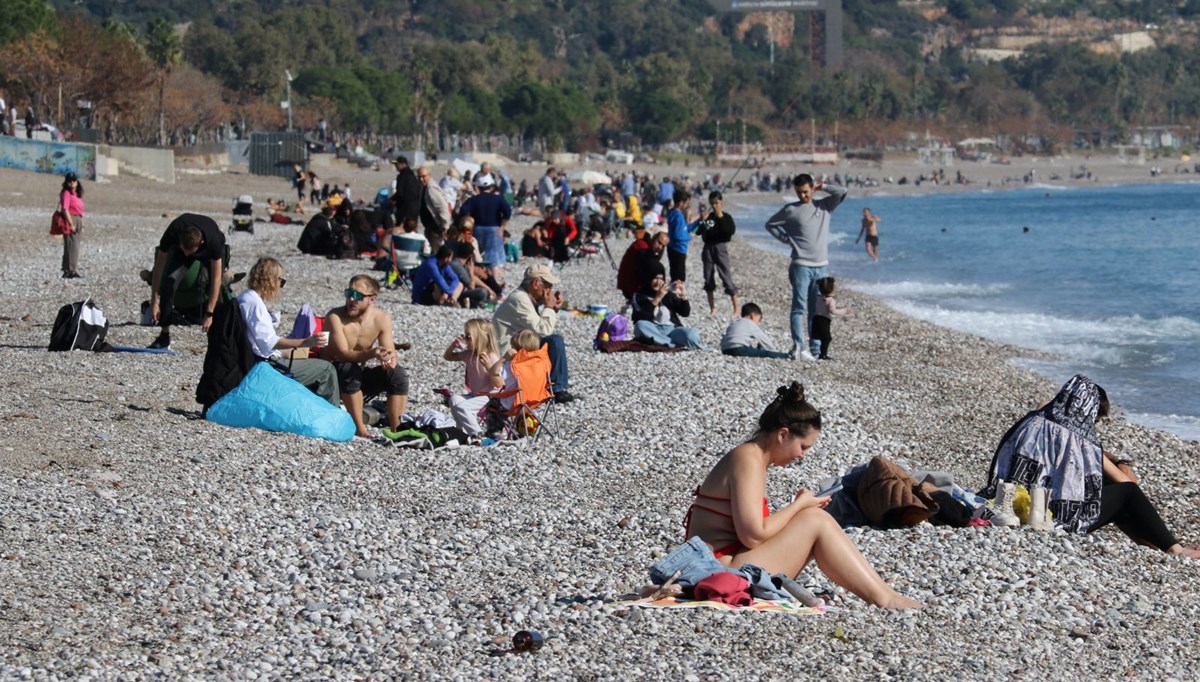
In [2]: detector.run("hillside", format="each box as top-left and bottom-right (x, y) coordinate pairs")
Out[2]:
(10, 0), (1200, 150)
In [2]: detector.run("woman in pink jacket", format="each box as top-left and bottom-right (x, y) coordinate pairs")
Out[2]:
(58, 172), (85, 279)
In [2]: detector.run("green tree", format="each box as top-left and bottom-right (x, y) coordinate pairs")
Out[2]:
(293, 67), (378, 130)
(145, 18), (182, 146)
(0, 0), (55, 48)
(498, 78), (596, 150)
(626, 92), (690, 145)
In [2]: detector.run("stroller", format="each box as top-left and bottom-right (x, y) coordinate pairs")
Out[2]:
(231, 194), (255, 234)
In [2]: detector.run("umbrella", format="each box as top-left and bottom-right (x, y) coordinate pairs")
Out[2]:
(567, 170), (612, 185)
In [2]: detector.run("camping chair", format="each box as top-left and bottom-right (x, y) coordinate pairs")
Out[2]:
(387, 237), (426, 290)
(486, 344), (557, 448)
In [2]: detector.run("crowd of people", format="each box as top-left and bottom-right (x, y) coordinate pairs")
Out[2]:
(49, 157), (1198, 615)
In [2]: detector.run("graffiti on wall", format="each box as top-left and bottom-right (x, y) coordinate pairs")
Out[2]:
(0, 138), (96, 180)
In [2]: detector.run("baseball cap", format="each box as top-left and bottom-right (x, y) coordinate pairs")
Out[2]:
(477, 175), (495, 188)
(524, 263), (559, 285)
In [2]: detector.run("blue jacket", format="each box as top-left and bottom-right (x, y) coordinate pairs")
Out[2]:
(667, 208), (691, 254)
(411, 256), (460, 304)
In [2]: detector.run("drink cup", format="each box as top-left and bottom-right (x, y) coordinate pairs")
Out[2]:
(317, 331), (330, 347)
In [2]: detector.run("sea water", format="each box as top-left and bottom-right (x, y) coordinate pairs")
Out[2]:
(733, 181), (1200, 440)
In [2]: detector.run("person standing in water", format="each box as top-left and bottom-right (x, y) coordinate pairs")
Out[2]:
(855, 207), (881, 262)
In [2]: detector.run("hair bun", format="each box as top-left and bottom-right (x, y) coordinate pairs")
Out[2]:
(777, 381), (805, 403)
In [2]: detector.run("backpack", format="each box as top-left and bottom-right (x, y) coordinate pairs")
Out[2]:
(594, 312), (631, 348)
(48, 298), (109, 351)
(331, 224), (357, 260)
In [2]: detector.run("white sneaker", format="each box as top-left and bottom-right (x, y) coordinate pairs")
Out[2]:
(795, 350), (817, 362)
(988, 482), (1020, 527)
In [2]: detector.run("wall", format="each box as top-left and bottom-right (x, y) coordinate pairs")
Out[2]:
(97, 144), (176, 184)
(0, 137), (96, 179)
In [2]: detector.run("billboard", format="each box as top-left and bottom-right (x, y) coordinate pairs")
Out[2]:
(709, 0), (842, 69)
(710, 0), (826, 8)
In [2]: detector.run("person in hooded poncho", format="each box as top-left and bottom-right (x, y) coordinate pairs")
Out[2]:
(983, 374), (1200, 558)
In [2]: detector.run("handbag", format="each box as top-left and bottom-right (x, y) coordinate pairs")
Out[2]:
(51, 210), (72, 236)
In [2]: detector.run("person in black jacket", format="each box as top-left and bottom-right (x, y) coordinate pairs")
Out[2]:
(297, 201), (338, 256)
(391, 156), (422, 231)
(630, 261), (705, 350)
(694, 190), (740, 318)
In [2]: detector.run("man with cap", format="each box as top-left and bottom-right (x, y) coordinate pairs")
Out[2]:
(457, 174), (512, 269)
(492, 264), (579, 404)
(391, 155), (422, 232)
(147, 213), (228, 349)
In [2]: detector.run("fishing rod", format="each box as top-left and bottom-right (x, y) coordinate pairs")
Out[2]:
(719, 91), (810, 194)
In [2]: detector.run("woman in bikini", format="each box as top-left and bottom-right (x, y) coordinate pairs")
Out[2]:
(684, 382), (923, 609)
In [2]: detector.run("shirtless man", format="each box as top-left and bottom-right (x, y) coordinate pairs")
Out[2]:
(324, 275), (408, 437)
(855, 207), (881, 262)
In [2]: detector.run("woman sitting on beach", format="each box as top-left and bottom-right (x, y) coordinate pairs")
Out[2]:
(631, 262), (704, 350)
(982, 374), (1200, 558)
(685, 382), (923, 608)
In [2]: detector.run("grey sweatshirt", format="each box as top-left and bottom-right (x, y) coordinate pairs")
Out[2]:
(763, 184), (847, 266)
(720, 318), (779, 351)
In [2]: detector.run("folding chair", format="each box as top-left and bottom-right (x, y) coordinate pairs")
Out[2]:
(387, 236), (426, 290)
(486, 344), (557, 448)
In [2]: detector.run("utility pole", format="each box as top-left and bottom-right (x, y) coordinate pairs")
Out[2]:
(285, 69), (294, 132)
(768, 22), (775, 70)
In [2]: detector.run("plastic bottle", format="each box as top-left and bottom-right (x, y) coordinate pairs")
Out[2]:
(512, 630), (544, 652)
(362, 405), (382, 427)
(775, 575), (825, 608)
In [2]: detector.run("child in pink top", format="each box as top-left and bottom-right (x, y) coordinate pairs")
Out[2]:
(442, 318), (502, 436)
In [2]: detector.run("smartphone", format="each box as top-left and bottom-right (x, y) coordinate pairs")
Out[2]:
(815, 481), (843, 498)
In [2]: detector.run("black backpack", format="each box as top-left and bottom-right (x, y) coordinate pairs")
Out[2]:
(48, 298), (109, 351)
(331, 224), (358, 260)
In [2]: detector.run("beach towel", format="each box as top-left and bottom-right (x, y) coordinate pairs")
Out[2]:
(105, 344), (180, 355)
(980, 374), (1105, 533)
(619, 597), (823, 617)
(596, 339), (684, 354)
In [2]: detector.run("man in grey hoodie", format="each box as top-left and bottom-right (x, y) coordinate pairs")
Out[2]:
(764, 173), (847, 361)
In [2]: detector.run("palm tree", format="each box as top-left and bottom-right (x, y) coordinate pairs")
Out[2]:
(145, 18), (181, 147)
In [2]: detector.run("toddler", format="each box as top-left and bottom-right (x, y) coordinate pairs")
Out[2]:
(812, 277), (852, 360)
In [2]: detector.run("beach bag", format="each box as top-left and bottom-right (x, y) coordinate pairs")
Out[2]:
(331, 225), (357, 260)
(206, 362), (355, 442)
(50, 210), (71, 236)
(48, 298), (109, 351)
(594, 312), (631, 348)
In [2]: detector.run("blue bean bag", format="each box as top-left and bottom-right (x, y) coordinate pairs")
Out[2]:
(206, 362), (355, 442)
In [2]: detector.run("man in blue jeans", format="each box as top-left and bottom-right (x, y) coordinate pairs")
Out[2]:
(491, 264), (580, 404)
(765, 173), (846, 361)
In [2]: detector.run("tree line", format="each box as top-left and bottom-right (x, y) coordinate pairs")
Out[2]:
(4, 0), (1200, 151)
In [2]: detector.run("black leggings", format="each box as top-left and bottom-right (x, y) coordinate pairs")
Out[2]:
(1088, 482), (1178, 551)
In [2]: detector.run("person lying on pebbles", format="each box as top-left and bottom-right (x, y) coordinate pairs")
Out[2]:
(683, 381), (924, 609)
(983, 374), (1200, 559)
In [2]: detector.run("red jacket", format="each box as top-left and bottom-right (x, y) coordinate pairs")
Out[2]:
(617, 237), (654, 299)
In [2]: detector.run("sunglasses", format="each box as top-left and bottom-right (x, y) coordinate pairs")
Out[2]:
(279, 277), (287, 289)
(344, 288), (375, 301)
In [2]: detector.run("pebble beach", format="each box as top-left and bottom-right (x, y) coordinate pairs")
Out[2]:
(2, 160), (1200, 679)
